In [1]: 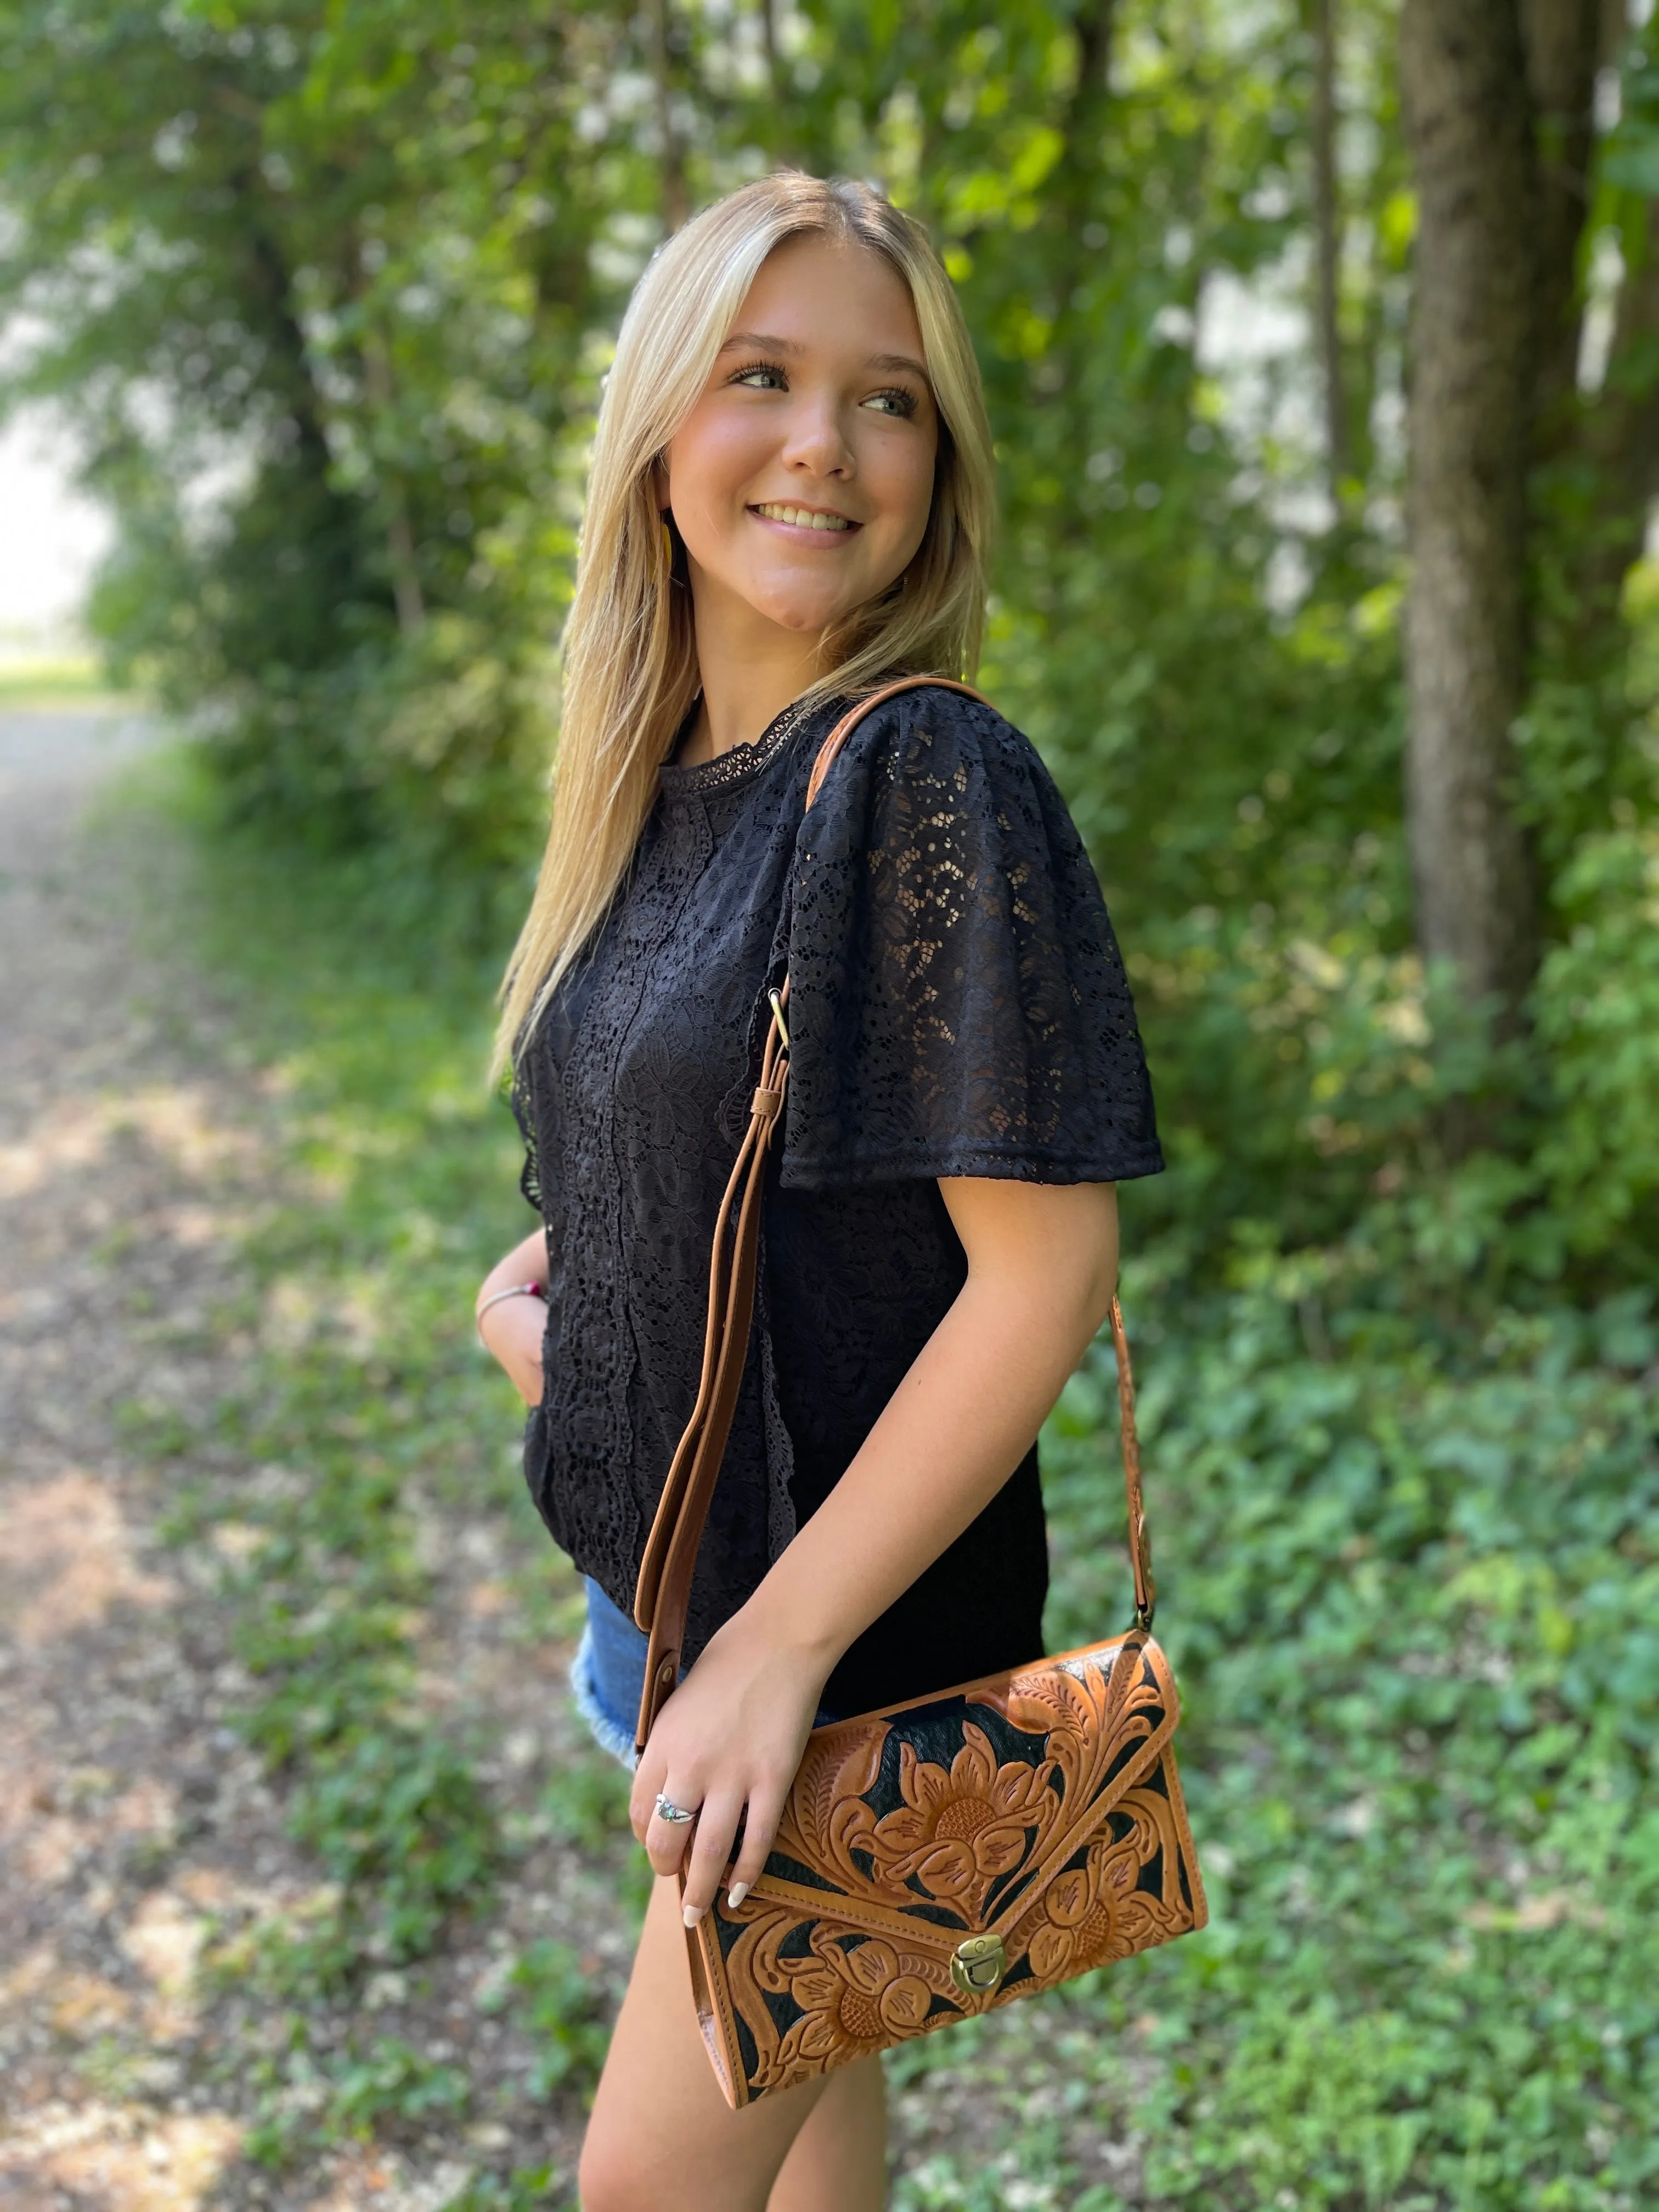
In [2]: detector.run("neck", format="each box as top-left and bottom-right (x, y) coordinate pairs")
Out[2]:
(682, 571), (827, 764)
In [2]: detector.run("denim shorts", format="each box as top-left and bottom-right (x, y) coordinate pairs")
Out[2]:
(570, 1576), (651, 1768)
(569, 1576), (844, 1769)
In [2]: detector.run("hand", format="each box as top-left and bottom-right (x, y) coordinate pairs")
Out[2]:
(476, 1289), (546, 1407)
(629, 1603), (832, 1926)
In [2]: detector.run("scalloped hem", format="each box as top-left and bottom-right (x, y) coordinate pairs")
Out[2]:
(569, 1623), (640, 1769)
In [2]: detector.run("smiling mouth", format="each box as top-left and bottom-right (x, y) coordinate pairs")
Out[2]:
(749, 502), (857, 533)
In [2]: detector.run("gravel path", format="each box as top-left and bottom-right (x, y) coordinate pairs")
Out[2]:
(1, 706), (272, 2206)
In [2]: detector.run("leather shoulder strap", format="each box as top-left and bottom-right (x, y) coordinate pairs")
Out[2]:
(630, 675), (1154, 1754)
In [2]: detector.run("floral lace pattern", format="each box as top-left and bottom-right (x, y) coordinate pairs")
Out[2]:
(781, 690), (1163, 1187)
(511, 684), (1161, 1672)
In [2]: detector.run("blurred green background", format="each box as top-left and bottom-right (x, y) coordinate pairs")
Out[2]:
(2, 2), (1655, 2205)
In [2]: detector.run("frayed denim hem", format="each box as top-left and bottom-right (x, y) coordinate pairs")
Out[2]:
(569, 1623), (640, 1770)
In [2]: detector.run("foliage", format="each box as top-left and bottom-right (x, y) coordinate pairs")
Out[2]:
(0, 0), (586, 889)
(250, 2032), (470, 2164)
(877, 1273), (1659, 2209)
(442, 2169), (565, 2212)
(166, 1273), (506, 1984)
(9, 0), (1659, 1279)
(1533, 817), (1659, 1257)
(1019, 1283), (1658, 2210)
(478, 1941), (613, 2100)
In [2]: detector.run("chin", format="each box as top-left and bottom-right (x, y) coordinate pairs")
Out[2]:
(748, 583), (859, 635)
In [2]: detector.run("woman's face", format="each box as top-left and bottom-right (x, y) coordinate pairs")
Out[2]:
(662, 234), (940, 639)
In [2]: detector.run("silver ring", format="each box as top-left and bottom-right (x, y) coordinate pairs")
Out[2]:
(654, 1793), (696, 1825)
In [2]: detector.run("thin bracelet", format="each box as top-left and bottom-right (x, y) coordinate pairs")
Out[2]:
(475, 1280), (545, 1341)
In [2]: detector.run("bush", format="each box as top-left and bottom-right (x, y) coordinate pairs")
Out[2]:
(967, 1282), (1659, 2210)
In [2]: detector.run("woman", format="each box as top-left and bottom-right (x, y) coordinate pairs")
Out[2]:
(475, 172), (1163, 2212)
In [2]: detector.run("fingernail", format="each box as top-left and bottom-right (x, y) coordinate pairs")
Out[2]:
(726, 1882), (749, 1908)
(683, 1904), (704, 1929)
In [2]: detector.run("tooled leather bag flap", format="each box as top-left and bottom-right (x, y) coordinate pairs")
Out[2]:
(746, 1629), (1181, 1968)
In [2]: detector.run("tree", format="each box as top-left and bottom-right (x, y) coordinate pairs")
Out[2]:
(0, 0), (630, 879)
(1310, 0), (1351, 502)
(1398, 0), (1542, 1033)
(1396, 1), (1659, 1062)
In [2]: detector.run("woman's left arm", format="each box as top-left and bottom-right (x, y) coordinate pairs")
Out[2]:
(631, 1177), (1120, 1922)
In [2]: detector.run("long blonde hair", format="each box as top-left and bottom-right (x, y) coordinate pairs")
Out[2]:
(494, 171), (996, 1076)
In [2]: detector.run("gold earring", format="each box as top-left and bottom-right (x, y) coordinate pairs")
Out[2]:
(662, 516), (673, 563)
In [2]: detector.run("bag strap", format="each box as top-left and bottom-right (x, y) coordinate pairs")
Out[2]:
(630, 676), (1154, 1754)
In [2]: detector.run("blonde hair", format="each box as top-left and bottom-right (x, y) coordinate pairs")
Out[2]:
(494, 171), (996, 1076)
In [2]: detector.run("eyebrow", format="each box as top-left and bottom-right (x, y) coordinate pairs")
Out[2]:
(719, 329), (930, 381)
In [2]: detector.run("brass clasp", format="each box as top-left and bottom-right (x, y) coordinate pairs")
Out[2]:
(949, 1932), (1006, 1997)
(767, 988), (790, 1048)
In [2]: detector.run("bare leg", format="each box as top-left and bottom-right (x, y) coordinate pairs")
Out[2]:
(768, 2051), (887, 2210)
(581, 1876), (854, 2212)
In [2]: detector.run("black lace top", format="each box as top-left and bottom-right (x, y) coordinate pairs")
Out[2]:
(511, 682), (1163, 1714)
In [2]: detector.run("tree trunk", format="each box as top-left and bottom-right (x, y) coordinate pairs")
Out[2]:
(646, 0), (690, 233)
(1040, 1), (1119, 380)
(1044, 0), (1117, 233)
(1398, 0), (1541, 1031)
(944, 0), (1115, 266)
(360, 325), (427, 636)
(1520, 0), (1605, 442)
(1566, 197), (1659, 635)
(1310, 0), (1350, 503)
(1074, 0), (1117, 110)
(1539, 7), (1659, 664)
(244, 219), (336, 492)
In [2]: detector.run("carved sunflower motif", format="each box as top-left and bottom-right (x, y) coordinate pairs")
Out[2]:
(1025, 1852), (1138, 1980)
(867, 1722), (1060, 1904)
(1022, 1786), (1190, 1982)
(771, 1933), (936, 2072)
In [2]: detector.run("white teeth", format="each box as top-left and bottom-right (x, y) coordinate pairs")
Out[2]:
(754, 503), (852, 531)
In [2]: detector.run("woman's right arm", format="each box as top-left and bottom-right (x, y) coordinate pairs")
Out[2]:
(475, 1227), (549, 1407)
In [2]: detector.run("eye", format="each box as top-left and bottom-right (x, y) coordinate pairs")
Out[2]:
(729, 359), (787, 391)
(862, 387), (921, 419)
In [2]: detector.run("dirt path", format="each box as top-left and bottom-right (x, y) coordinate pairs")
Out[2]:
(0, 706), (266, 2205)
(0, 711), (616, 2211)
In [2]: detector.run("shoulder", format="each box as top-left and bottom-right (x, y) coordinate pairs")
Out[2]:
(840, 680), (1046, 786)
(804, 681), (1071, 854)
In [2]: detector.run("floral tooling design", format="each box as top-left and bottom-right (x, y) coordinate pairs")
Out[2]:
(863, 1725), (1061, 1904)
(687, 1632), (1207, 2104)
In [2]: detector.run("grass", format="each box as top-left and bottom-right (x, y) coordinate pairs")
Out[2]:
(105, 742), (1659, 2208)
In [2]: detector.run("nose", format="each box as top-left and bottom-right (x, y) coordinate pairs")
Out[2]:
(777, 385), (856, 479)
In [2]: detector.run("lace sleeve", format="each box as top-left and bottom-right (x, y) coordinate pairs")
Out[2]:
(778, 686), (1163, 1189)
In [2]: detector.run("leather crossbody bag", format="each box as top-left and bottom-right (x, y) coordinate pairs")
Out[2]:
(633, 676), (1206, 2108)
